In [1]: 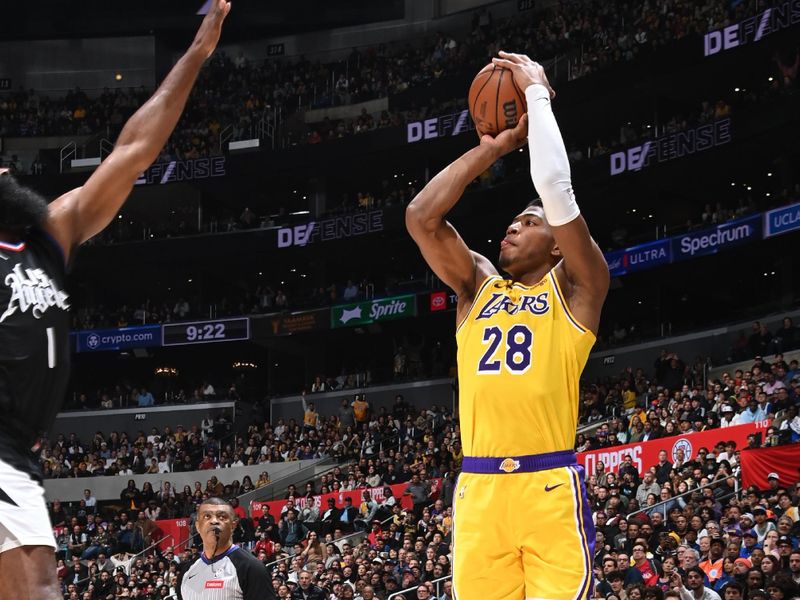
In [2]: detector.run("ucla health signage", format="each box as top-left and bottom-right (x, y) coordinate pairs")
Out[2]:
(703, 2), (799, 57)
(610, 119), (732, 176)
(672, 214), (761, 261)
(277, 210), (384, 248)
(764, 202), (800, 238)
(606, 239), (671, 277)
(134, 156), (225, 186)
(407, 109), (475, 144)
(74, 325), (161, 353)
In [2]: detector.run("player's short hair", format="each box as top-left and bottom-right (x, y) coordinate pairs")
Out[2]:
(524, 198), (544, 211)
(0, 174), (49, 231)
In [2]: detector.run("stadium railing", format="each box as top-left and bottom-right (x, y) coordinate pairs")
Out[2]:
(388, 574), (452, 600)
(626, 474), (741, 521)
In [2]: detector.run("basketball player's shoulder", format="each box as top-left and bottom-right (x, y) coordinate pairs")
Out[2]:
(464, 251), (499, 301)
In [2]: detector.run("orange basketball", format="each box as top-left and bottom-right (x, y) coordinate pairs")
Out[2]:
(468, 64), (527, 137)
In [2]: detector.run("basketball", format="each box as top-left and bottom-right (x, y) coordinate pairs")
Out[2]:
(468, 63), (527, 137)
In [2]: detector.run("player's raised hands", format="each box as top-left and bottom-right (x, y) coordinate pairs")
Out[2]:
(479, 113), (528, 158)
(492, 51), (556, 100)
(192, 0), (232, 60)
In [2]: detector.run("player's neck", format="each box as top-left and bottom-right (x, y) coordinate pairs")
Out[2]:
(203, 540), (233, 561)
(509, 263), (553, 287)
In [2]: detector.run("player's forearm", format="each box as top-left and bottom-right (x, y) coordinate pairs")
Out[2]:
(406, 144), (498, 231)
(525, 84), (580, 226)
(115, 47), (207, 171)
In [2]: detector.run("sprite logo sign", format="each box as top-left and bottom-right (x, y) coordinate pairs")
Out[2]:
(332, 295), (416, 328)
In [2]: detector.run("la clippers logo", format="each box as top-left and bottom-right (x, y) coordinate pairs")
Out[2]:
(671, 438), (693, 462)
(0, 263), (70, 323)
(205, 580), (224, 589)
(430, 291), (447, 312)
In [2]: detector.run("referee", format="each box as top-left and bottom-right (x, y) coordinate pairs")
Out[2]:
(177, 498), (275, 600)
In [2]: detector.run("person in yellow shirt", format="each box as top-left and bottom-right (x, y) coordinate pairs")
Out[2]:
(621, 380), (637, 410)
(628, 407), (646, 431)
(406, 53), (609, 599)
(352, 394), (369, 424)
(449, 440), (464, 471)
(301, 392), (319, 433)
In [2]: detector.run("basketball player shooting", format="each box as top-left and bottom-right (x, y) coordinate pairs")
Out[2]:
(0, 2), (230, 599)
(406, 52), (609, 599)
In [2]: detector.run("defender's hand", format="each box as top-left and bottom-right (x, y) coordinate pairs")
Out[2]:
(192, 0), (232, 60)
(492, 51), (556, 100)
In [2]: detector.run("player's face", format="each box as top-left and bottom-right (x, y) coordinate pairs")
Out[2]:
(498, 206), (557, 276)
(196, 503), (236, 547)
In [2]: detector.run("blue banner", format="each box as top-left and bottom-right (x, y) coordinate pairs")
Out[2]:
(671, 214), (762, 262)
(606, 239), (671, 277)
(74, 325), (161, 353)
(764, 202), (800, 239)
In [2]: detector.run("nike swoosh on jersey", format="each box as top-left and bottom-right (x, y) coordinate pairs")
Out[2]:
(544, 483), (564, 492)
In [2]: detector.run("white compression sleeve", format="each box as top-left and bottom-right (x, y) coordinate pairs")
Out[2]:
(525, 84), (580, 226)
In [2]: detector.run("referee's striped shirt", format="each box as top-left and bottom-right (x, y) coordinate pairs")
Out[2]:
(177, 545), (275, 600)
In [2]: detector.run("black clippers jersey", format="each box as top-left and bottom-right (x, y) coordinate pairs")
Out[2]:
(0, 229), (71, 476)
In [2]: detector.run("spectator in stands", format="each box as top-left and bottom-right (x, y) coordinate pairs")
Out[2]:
(279, 508), (308, 546)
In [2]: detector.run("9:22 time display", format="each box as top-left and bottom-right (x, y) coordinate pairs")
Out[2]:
(161, 318), (250, 346)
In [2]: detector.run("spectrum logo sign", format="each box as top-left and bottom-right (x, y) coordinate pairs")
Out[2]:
(673, 214), (761, 259)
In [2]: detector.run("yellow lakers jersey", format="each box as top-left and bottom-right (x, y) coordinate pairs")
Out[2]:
(456, 270), (595, 457)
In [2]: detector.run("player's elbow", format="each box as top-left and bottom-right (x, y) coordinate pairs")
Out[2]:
(110, 141), (154, 175)
(405, 198), (434, 235)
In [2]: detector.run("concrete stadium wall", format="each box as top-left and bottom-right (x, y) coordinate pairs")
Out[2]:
(269, 378), (455, 422)
(584, 308), (800, 382)
(43, 459), (320, 503)
(51, 402), (236, 443)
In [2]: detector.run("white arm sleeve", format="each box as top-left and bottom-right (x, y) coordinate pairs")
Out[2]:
(525, 84), (580, 226)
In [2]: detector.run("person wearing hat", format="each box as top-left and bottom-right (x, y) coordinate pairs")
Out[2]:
(678, 412), (695, 434)
(719, 405), (736, 427)
(752, 507), (776, 544)
(739, 530), (759, 558)
(320, 498), (341, 537)
(766, 472), (781, 492)
(776, 535), (795, 558)
(699, 538), (725, 585)
(731, 557), (752, 583)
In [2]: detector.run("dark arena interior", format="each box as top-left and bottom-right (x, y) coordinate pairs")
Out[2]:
(0, 1), (799, 599)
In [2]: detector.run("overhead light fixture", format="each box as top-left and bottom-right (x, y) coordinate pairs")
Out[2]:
(233, 361), (258, 370)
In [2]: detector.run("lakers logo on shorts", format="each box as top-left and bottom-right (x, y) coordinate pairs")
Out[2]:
(499, 458), (521, 473)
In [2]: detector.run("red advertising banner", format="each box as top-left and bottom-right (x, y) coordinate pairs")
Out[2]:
(153, 518), (192, 552)
(249, 479), (441, 523)
(740, 442), (800, 490)
(577, 421), (771, 477)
